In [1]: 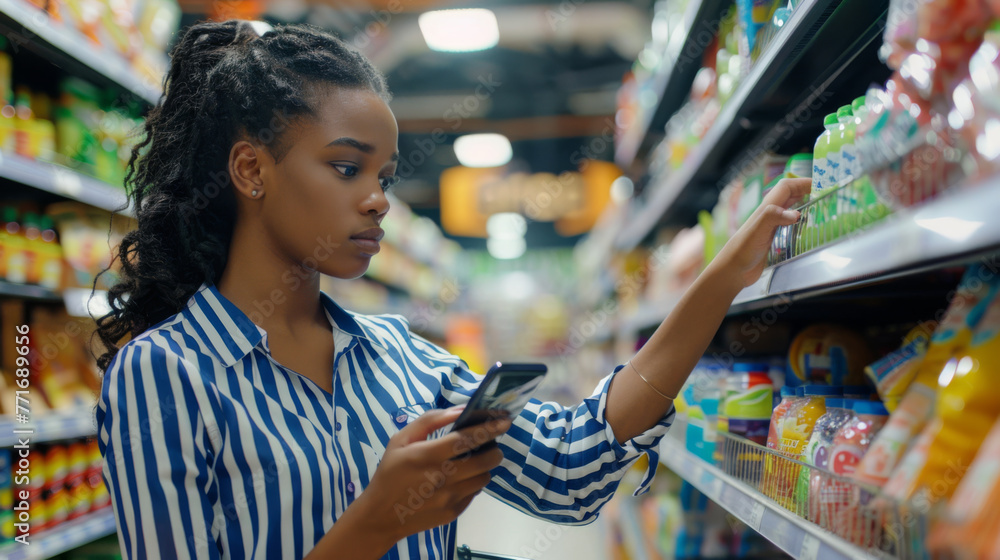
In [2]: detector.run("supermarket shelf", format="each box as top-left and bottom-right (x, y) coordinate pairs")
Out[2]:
(0, 279), (61, 302)
(659, 436), (876, 560)
(0, 151), (130, 214)
(614, 0), (729, 169)
(0, 0), (161, 104)
(0, 508), (116, 560)
(616, 0), (888, 250)
(731, 177), (1000, 312)
(0, 406), (97, 448)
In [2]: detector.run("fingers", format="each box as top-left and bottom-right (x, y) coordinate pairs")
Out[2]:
(764, 177), (811, 209)
(449, 445), (505, 482)
(392, 406), (465, 447)
(433, 417), (513, 460)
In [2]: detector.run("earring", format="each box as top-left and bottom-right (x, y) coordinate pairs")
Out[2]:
(251, 189), (260, 197)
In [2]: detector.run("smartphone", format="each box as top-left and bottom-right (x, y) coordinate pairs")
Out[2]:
(450, 362), (547, 453)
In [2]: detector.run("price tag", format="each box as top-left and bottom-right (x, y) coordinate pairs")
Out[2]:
(800, 534), (820, 560)
(692, 463), (704, 484)
(748, 502), (766, 532)
(53, 168), (83, 197)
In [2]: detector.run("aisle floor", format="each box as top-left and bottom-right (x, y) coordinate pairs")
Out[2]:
(457, 493), (609, 560)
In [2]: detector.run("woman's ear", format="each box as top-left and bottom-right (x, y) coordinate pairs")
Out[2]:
(229, 140), (266, 200)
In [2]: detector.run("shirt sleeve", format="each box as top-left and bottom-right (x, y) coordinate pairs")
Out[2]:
(405, 328), (676, 526)
(96, 338), (223, 559)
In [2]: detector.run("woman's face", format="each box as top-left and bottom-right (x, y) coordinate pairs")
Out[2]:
(256, 86), (399, 280)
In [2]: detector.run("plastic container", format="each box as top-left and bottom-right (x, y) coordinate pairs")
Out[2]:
(3, 208), (27, 284)
(761, 386), (798, 501)
(835, 105), (858, 230)
(827, 400), (888, 538)
(771, 386), (839, 507)
(722, 363), (774, 446)
(810, 114), (837, 198)
(784, 153), (813, 179)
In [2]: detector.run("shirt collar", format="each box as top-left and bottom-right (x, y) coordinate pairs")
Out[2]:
(185, 283), (383, 367)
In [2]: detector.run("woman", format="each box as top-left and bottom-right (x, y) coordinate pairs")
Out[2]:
(94, 19), (807, 560)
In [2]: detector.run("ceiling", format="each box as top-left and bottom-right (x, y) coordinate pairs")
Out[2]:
(179, 0), (653, 249)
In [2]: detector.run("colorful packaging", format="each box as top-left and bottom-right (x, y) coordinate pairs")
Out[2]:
(800, 399), (856, 526)
(0, 448), (12, 543)
(864, 322), (937, 411)
(774, 386), (839, 508)
(855, 266), (997, 488)
(722, 363), (774, 446)
(761, 386), (798, 501)
(787, 324), (873, 386)
(827, 401), (888, 541)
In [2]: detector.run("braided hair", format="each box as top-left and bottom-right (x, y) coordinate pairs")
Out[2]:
(94, 19), (390, 371)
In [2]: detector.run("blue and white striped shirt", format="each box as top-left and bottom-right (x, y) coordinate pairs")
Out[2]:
(96, 282), (674, 559)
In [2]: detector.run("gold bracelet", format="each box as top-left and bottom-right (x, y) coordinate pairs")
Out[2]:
(626, 360), (675, 401)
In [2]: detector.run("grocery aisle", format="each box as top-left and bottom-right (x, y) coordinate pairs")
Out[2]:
(1, 0), (999, 559)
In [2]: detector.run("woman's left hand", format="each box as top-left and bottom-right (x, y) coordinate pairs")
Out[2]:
(715, 177), (811, 287)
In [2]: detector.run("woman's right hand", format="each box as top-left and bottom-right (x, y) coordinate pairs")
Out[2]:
(355, 406), (511, 548)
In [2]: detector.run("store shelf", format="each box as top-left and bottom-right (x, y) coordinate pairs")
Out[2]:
(0, 406), (97, 448)
(0, 151), (130, 213)
(731, 177), (1000, 312)
(0, 279), (61, 302)
(0, 508), (116, 560)
(0, 0), (161, 104)
(614, 0), (729, 169)
(659, 436), (876, 560)
(616, 0), (889, 250)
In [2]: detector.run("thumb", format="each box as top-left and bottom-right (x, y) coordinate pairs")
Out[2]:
(759, 203), (800, 227)
(392, 406), (465, 447)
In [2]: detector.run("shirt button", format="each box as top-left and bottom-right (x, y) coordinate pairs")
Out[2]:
(395, 413), (408, 426)
(335, 421), (342, 431)
(346, 482), (355, 494)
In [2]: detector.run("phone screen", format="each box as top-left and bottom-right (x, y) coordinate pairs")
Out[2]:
(451, 362), (547, 434)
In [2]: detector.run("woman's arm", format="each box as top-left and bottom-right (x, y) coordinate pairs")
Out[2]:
(605, 178), (810, 443)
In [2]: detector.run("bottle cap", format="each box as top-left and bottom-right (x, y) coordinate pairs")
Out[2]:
(795, 386), (805, 397)
(852, 97), (866, 112)
(824, 114), (838, 126)
(802, 385), (842, 396)
(842, 385), (874, 396)
(826, 398), (845, 409)
(837, 106), (853, 119)
(780, 386), (795, 397)
(852, 401), (889, 415)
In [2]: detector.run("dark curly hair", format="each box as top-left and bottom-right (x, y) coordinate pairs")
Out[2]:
(94, 19), (390, 371)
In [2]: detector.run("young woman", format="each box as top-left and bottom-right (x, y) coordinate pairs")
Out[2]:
(94, 19), (807, 560)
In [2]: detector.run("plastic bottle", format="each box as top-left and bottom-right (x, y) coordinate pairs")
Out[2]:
(806, 114), (839, 250)
(12, 87), (34, 159)
(854, 265), (997, 488)
(836, 105), (858, 231)
(3, 208), (27, 284)
(784, 153), (813, 180)
(722, 363), (774, 446)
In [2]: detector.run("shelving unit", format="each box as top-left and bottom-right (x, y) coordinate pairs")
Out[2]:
(0, 279), (61, 302)
(614, 0), (889, 251)
(0, 0), (162, 104)
(0, 407), (98, 447)
(614, 0), (729, 169)
(0, 509), (116, 560)
(0, 151), (131, 214)
(658, 434), (878, 560)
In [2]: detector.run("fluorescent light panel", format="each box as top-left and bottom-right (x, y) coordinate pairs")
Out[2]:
(418, 9), (499, 52)
(453, 133), (512, 167)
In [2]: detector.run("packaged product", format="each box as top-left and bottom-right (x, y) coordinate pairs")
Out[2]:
(799, 398), (855, 526)
(854, 265), (997, 488)
(773, 386), (839, 508)
(949, 21), (1000, 180)
(760, 386), (798, 501)
(0, 448), (12, 543)
(888, 281), (1000, 507)
(864, 321), (937, 411)
(721, 363), (773, 446)
(828, 401), (888, 542)
(787, 324), (873, 386)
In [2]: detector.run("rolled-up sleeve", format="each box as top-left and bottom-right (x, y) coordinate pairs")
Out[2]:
(96, 339), (223, 559)
(406, 328), (675, 526)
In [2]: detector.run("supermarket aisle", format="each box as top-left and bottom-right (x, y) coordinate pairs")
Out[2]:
(458, 494), (608, 560)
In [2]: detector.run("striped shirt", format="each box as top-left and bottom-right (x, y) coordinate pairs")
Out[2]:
(96, 282), (674, 560)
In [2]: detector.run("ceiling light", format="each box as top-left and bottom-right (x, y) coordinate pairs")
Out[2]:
(454, 133), (512, 167)
(487, 237), (526, 260)
(486, 213), (527, 239)
(418, 9), (499, 52)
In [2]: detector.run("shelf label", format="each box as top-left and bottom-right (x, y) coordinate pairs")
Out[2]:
(53, 168), (83, 197)
(692, 463), (704, 484)
(708, 478), (723, 502)
(800, 534), (820, 560)
(749, 502), (766, 532)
